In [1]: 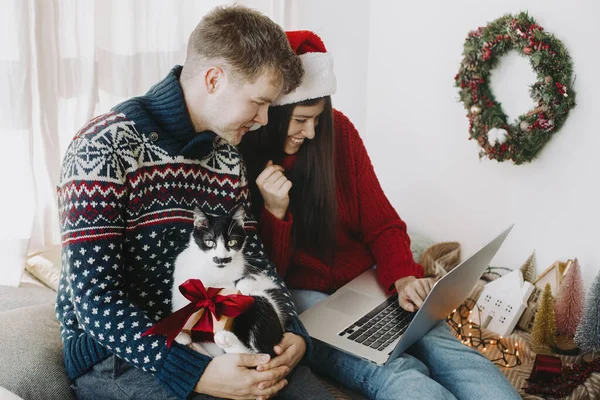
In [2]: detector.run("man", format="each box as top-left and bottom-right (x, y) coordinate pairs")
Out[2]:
(56, 6), (321, 399)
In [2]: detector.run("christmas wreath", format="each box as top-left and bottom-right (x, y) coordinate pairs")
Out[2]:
(455, 12), (576, 164)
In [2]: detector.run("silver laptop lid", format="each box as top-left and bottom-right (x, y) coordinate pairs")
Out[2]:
(385, 224), (513, 363)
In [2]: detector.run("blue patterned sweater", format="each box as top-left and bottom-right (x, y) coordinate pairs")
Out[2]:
(55, 65), (311, 399)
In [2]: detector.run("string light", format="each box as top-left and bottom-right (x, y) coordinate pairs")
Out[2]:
(446, 297), (521, 368)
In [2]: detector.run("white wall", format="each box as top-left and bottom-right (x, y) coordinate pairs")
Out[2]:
(293, 0), (600, 289)
(284, 0), (370, 134)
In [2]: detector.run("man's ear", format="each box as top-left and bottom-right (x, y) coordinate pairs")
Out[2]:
(205, 66), (224, 94)
(193, 207), (209, 228)
(230, 204), (246, 226)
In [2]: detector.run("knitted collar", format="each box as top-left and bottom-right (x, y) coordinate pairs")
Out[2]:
(113, 65), (216, 159)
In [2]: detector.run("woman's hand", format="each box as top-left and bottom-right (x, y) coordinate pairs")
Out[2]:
(394, 276), (436, 312)
(256, 160), (292, 220)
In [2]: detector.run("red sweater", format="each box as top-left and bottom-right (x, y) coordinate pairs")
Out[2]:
(258, 110), (424, 293)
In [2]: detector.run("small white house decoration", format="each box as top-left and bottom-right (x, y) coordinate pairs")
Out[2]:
(515, 259), (573, 332)
(533, 259), (572, 296)
(473, 269), (535, 336)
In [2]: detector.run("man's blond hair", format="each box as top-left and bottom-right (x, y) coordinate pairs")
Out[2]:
(181, 5), (303, 94)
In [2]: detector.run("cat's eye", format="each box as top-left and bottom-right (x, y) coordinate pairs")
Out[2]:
(204, 240), (215, 248)
(227, 239), (237, 247)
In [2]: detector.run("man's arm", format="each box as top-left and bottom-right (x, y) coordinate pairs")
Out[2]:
(56, 116), (210, 399)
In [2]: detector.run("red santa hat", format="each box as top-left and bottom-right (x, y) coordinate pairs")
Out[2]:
(272, 30), (337, 106)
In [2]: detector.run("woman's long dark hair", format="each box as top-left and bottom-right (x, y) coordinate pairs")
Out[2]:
(239, 96), (336, 261)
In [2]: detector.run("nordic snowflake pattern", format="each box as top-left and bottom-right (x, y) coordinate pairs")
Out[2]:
(56, 111), (302, 385)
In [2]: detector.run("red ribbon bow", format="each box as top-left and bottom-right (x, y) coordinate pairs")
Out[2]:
(142, 279), (255, 347)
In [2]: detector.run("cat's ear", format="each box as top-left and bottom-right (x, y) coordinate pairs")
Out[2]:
(231, 204), (246, 226)
(193, 207), (209, 228)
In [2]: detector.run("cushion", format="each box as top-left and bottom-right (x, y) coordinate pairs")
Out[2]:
(407, 231), (435, 264)
(0, 303), (75, 400)
(418, 241), (461, 277)
(25, 245), (61, 291)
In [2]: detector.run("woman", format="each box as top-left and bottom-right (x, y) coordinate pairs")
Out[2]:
(240, 31), (521, 400)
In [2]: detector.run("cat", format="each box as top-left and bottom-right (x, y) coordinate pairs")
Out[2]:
(171, 204), (292, 358)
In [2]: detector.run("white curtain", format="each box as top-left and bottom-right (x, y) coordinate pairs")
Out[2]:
(0, 0), (289, 287)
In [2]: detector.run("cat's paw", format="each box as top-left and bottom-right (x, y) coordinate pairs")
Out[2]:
(214, 330), (237, 349)
(214, 331), (250, 353)
(174, 331), (192, 346)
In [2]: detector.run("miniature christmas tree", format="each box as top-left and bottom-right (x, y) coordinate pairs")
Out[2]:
(520, 251), (537, 283)
(554, 258), (584, 338)
(532, 283), (557, 354)
(574, 270), (600, 356)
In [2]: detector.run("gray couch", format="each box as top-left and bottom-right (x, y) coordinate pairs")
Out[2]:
(0, 280), (75, 399)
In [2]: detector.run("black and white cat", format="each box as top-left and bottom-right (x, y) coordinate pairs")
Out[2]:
(171, 204), (291, 357)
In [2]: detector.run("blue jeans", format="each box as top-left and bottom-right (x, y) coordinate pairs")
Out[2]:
(291, 290), (522, 400)
(73, 353), (332, 399)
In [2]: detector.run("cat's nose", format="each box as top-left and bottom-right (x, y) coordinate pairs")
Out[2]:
(213, 256), (232, 265)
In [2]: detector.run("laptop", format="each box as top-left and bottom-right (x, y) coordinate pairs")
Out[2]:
(299, 225), (513, 365)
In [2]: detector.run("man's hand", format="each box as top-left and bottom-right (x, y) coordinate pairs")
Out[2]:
(394, 276), (436, 312)
(255, 161), (292, 220)
(253, 333), (306, 398)
(194, 353), (289, 400)
(257, 333), (306, 374)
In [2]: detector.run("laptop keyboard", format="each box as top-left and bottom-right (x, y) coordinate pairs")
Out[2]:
(338, 293), (416, 351)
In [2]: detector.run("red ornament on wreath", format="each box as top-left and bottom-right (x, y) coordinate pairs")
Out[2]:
(455, 12), (576, 164)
